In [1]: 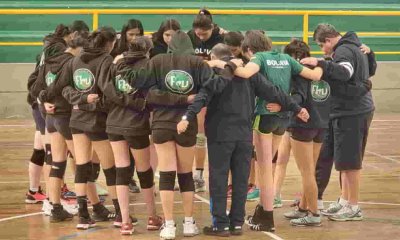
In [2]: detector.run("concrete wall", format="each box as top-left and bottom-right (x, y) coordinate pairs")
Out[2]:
(0, 62), (399, 119)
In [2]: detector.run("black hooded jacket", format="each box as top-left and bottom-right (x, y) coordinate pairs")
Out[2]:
(317, 32), (375, 118)
(133, 31), (235, 135)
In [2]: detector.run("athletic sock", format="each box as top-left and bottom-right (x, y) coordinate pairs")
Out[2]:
(165, 220), (175, 227)
(350, 204), (360, 212)
(184, 216), (193, 223)
(112, 199), (121, 215)
(339, 197), (348, 207)
(195, 168), (204, 179)
(77, 196), (89, 218)
(29, 188), (38, 194)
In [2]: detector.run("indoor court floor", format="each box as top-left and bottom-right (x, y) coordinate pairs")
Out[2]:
(0, 113), (399, 240)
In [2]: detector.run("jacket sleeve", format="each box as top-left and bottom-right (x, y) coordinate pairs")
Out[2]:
(146, 88), (188, 106)
(290, 75), (308, 106)
(198, 60), (237, 94)
(97, 60), (146, 111)
(253, 74), (302, 114)
(62, 86), (89, 105)
(367, 50), (377, 77)
(317, 45), (355, 82)
(29, 65), (48, 100)
(184, 87), (211, 121)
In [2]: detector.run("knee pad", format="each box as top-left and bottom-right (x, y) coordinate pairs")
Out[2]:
(196, 133), (207, 148)
(159, 171), (176, 191)
(177, 172), (195, 193)
(137, 168), (154, 189)
(30, 149), (45, 166)
(116, 166), (131, 186)
(75, 162), (92, 184)
(45, 144), (52, 165)
(103, 166), (116, 186)
(88, 163), (101, 183)
(49, 161), (67, 179)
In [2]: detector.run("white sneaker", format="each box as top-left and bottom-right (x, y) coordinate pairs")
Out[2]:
(61, 200), (78, 216)
(318, 200), (324, 210)
(160, 223), (176, 240)
(42, 200), (53, 216)
(183, 220), (200, 237)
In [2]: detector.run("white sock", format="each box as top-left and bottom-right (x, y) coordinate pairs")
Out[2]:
(338, 197), (348, 206)
(349, 204), (359, 212)
(184, 217), (193, 223)
(194, 169), (203, 179)
(165, 220), (175, 227)
(30, 187), (39, 193)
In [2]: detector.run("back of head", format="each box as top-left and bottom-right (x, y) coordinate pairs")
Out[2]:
(242, 30), (272, 54)
(284, 39), (310, 60)
(52, 24), (71, 39)
(129, 36), (153, 54)
(224, 31), (244, 47)
(198, 8), (213, 22)
(192, 14), (213, 30)
(121, 19), (144, 36)
(211, 43), (232, 61)
(167, 30), (195, 55)
(70, 20), (90, 34)
(313, 23), (340, 43)
(88, 26), (116, 49)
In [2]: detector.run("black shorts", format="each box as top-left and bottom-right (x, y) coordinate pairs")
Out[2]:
(253, 115), (289, 136)
(152, 129), (196, 147)
(32, 105), (46, 135)
(333, 112), (374, 171)
(108, 134), (150, 150)
(290, 128), (326, 143)
(70, 128), (108, 142)
(46, 115), (73, 140)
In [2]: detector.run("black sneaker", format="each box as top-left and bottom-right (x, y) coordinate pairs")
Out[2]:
(229, 226), (243, 236)
(246, 204), (263, 226)
(92, 204), (116, 222)
(203, 226), (230, 237)
(128, 179), (140, 193)
(77, 216), (97, 230)
(50, 204), (73, 223)
(250, 210), (275, 232)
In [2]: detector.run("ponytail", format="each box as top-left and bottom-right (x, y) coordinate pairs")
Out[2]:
(88, 26), (116, 49)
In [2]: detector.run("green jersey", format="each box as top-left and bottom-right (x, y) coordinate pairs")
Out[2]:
(250, 51), (303, 115)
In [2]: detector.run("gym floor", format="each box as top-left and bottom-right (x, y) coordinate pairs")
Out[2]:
(0, 114), (399, 240)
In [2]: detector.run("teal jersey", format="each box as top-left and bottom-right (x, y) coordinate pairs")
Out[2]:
(250, 51), (303, 115)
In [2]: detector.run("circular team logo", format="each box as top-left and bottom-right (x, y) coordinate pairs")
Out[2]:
(73, 68), (95, 92)
(45, 71), (57, 86)
(165, 70), (194, 94)
(115, 74), (137, 95)
(311, 80), (330, 102)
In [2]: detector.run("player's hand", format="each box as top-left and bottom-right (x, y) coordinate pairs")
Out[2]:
(296, 108), (309, 122)
(207, 60), (226, 69)
(300, 57), (318, 67)
(44, 102), (55, 113)
(177, 120), (189, 134)
(87, 94), (99, 104)
(266, 103), (281, 112)
(360, 44), (371, 54)
(187, 94), (196, 104)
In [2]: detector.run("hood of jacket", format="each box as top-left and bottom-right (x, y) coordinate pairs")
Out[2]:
(167, 31), (195, 55)
(80, 47), (108, 63)
(334, 31), (362, 51)
(46, 52), (74, 73)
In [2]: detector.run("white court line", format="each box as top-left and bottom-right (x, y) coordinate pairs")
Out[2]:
(366, 150), (400, 164)
(0, 201), (203, 223)
(281, 200), (400, 207)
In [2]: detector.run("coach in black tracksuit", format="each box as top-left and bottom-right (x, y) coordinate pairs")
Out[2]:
(179, 44), (306, 236)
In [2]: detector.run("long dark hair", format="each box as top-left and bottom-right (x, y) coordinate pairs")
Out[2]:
(88, 26), (116, 49)
(152, 19), (181, 44)
(119, 19), (144, 51)
(47, 24), (71, 40)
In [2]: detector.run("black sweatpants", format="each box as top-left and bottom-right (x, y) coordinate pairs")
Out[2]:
(315, 119), (335, 200)
(208, 140), (252, 229)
